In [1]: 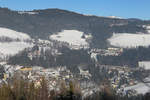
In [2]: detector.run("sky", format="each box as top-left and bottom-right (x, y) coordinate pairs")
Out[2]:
(0, 0), (150, 20)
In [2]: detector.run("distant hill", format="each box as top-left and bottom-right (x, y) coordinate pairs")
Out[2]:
(0, 7), (149, 48)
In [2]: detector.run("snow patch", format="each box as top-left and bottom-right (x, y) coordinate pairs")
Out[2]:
(107, 16), (122, 19)
(108, 33), (150, 48)
(50, 30), (91, 47)
(18, 11), (38, 15)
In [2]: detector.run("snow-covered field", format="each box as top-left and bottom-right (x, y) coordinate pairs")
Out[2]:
(144, 76), (150, 82)
(0, 42), (33, 55)
(0, 27), (33, 57)
(138, 61), (150, 70)
(108, 33), (150, 48)
(146, 25), (150, 33)
(0, 27), (31, 40)
(125, 75), (150, 94)
(143, 25), (150, 33)
(50, 30), (91, 46)
(124, 83), (150, 94)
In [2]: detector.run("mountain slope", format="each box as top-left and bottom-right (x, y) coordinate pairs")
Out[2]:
(0, 7), (149, 48)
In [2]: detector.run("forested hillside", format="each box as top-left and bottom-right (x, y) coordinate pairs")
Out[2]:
(0, 7), (149, 48)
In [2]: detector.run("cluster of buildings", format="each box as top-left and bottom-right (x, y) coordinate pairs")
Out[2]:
(90, 48), (123, 56)
(102, 65), (149, 96)
(0, 61), (98, 96)
(90, 48), (123, 62)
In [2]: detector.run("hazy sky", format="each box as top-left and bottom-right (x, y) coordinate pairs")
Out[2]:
(0, 0), (150, 19)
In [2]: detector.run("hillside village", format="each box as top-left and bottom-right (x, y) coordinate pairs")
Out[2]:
(0, 38), (149, 97)
(1, 61), (150, 97)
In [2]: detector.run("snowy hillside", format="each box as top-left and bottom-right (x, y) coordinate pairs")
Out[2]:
(50, 30), (92, 47)
(0, 27), (31, 41)
(0, 42), (33, 55)
(108, 33), (150, 48)
(0, 27), (33, 58)
(146, 25), (150, 33)
(138, 61), (150, 70)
